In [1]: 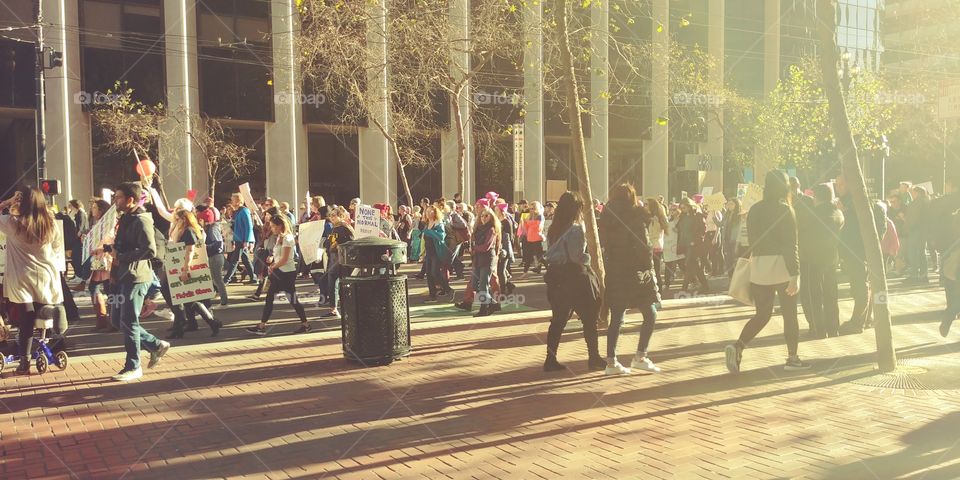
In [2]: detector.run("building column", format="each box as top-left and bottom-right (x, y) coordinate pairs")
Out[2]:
(587, 0), (609, 201)
(265, 0), (308, 208)
(755, 0), (781, 184)
(643, 0), (669, 199)
(521, 1), (544, 203)
(160, 0), (203, 198)
(703, 0), (725, 194)
(358, 0), (396, 206)
(440, 0), (474, 201)
(43, 0), (92, 202)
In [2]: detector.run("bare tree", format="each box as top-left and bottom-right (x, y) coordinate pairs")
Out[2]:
(187, 115), (255, 202)
(89, 81), (164, 162)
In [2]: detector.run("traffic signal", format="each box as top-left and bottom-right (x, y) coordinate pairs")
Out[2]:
(39, 179), (62, 196)
(47, 50), (63, 69)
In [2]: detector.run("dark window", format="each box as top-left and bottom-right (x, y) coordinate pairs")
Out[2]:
(307, 132), (360, 206)
(79, 0), (166, 106)
(214, 127), (267, 206)
(197, 1), (273, 121)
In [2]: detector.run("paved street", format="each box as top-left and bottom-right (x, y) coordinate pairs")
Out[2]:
(1, 272), (959, 479)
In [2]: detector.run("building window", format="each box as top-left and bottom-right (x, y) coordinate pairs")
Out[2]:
(80, 0), (166, 107)
(214, 127), (267, 206)
(198, 0), (273, 121)
(307, 132), (359, 207)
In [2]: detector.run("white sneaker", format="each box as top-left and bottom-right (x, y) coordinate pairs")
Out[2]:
(631, 356), (661, 373)
(112, 367), (143, 382)
(604, 361), (631, 376)
(67, 277), (83, 286)
(148, 341), (170, 369)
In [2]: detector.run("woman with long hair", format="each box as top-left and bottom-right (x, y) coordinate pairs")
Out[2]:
(167, 204), (222, 339)
(246, 215), (312, 335)
(320, 206), (354, 318)
(421, 205), (453, 302)
(542, 191), (605, 372)
(600, 184), (662, 375)
(470, 206), (501, 317)
(0, 187), (63, 375)
(88, 199), (115, 332)
(248, 207), (280, 301)
(645, 197), (669, 298)
(725, 170), (810, 373)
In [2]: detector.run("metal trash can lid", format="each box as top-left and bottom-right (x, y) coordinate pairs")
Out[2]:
(340, 236), (408, 267)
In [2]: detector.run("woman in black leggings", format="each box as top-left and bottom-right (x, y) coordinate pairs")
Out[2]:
(246, 215), (311, 335)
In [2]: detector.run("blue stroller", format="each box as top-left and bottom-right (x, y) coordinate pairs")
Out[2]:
(0, 305), (69, 375)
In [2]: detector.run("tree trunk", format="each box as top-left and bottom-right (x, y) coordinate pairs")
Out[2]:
(451, 86), (467, 198)
(815, 0), (895, 372)
(554, 0), (607, 327)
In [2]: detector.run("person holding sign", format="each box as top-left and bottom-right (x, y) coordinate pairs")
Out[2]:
(0, 187), (64, 375)
(246, 215), (311, 335)
(167, 204), (222, 339)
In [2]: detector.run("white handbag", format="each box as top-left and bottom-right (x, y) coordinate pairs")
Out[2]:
(728, 257), (754, 306)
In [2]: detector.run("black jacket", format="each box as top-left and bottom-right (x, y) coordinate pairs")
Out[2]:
(807, 203), (845, 267)
(747, 199), (799, 277)
(598, 205), (659, 307)
(838, 195), (887, 263)
(793, 192), (817, 262)
(111, 207), (157, 284)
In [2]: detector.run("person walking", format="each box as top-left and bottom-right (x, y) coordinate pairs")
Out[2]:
(520, 202), (545, 277)
(87, 199), (115, 332)
(721, 198), (743, 275)
(222, 193), (258, 285)
(600, 184), (662, 375)
(903, 185), (931, 285)
(495, 203), (516, 295)
(724, 170), (810, 373)
(804, 184), (845, 338)
(320, 206), (354, 318)
(836, 174), (887, 335)
(469, 206), (501, 317)
(0, 188), (65, 375)
(166, 205), (222, 339)
(246, 215), (312, 335)
(542, 191), (605, 372)
(105, 182), (170, 382)
(197, 205), (228, 307)
(421, 205), (454, 302)
(677, 198), (709, 294)
(791, 177), (819, 336)
(645, 197), (668, 296)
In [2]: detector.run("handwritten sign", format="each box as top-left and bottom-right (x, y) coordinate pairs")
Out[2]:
(83, 205), (118, 263)
(740, 184), (764, 213)
(703, 192), (727, 213)
(354, 205), (380, 239)
(164, 241), (216, 306)
(238, 183), (261, 217)
(297, 220), (325, 265)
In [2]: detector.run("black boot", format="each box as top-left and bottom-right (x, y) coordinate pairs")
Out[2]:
(474, 304), (492, 318)
(543, 355), (565, 372)
(455, 301), (473, 312)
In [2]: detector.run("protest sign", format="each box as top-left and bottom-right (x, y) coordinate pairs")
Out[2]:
(703, 192), (727, 213)
(737, 183), (748, 200)
(740, 184), (764, 212)
(165, 242), (217, 306)
(354, 205), (380, 238)
(298, 220), (325, 265)
(701, 186), (714, 196)
(238, 183), (261, 215)
(917, 181), (935, 195)
(83, 205), (118, 263)
(52, 220), (66, 273)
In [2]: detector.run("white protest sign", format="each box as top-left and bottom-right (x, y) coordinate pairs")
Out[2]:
(662, 222), (684, 263)
(703, 192), (727, 214)
(740, 184), (764, 213)
(238, 183), (261, 216)
(354, 205), (380, 238)
(165, 241), (217, 306)
(701, 186), (714, 197)
(52, 220), (66, 273)
(917, 181), (935, 195)
(83, 205), (118, 263)
(297, 220), (325, 265)
(0, 232), (6, 281)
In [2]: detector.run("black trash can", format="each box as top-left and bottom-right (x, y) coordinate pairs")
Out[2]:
(338, 237), (410, 366)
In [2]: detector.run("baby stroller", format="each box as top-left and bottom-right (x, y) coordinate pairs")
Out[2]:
(0, 304), (69, 375)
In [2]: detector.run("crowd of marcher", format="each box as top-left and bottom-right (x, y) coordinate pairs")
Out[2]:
(2, 168), (958, 380)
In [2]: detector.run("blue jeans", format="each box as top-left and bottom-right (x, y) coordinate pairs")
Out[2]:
(472, 262), (493, 304)
(111, 281), (160, 370)
(425, 254), (450, 296)
(606, 304), (657, 359)
(906, 236), (929, 280)
(223, 243), (258, 283)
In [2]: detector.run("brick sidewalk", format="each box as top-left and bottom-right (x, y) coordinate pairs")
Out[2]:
(1, 282), (959, 479)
